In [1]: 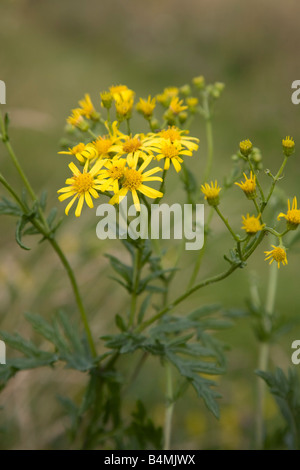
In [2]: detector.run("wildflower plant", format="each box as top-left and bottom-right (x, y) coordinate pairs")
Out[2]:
(0, 77), (299, 450)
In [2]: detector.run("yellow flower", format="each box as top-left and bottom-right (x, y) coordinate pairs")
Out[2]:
(136, 96), (156, 118)
(235, 171), (256, 199)
(75, 144), (99, 164)
(239, 139), (253, 157)
(115, 95), (134, 119)
(186, 97), (198, 111)
(58, 143), (86, 157)
(112, 134), (156, 167)
(93, 136), (116, 159)
(154, 126), (199, 152)
(241, 214), (265, 235)
(277, 196), (300, 229)
(264, 245), (288, 269)
(99, 159), (127, 193)
(93, 122), (125, 159)
(57, 160), (105, 217)
(192, 76), (205, 89)
(78, 94), (99, 120)
(282, 136), (295, 157)
(156, 87), (179, 107)
(100, 91), (113, 109)
(151, 140), (193, 173)
(169, 96), (188, 115)
(109, 84), (134, 101)
(201, 181), (221, 206)
(67, 109), (88, 130)
(110, 157), (163, 211)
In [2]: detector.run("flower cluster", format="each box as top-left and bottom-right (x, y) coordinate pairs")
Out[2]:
(201, 138), (297, 269)
(58, 84), (200, 216)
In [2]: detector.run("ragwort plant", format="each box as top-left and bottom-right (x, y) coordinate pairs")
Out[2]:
(0, 77), (299, 449)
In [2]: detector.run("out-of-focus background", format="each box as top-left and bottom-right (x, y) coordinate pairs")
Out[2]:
(1, 0), (300, 449)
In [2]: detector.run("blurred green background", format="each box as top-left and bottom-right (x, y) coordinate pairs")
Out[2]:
(1, 0), (300, 449)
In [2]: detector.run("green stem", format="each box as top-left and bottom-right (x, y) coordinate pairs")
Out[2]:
(0, 130), (96, 357)
(128, 246), (142, 328)
(0, 120), (49, 229)
(203, 118), (213, 183)
(248, 159), (265, 203)
(214, 206), (240, 242)
(187, 207), (214, 288)
(136, 230), (266, 333)
(262, 157), (288, 213)
(49, 238), (97, 357)
(126, 118), (131, 135)
(253, 198), (260, 214)
(136, 264), (237, 333)
(87, 129), (98, 140)
(255, 241), (278, 449)
(164, 362), (174, 450)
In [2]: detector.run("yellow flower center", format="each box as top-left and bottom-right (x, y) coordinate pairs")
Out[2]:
(123, 138), (142, 154)
(242, 215), (263, 234)
(286, 209), (300, 225)
(109, 165), (124, 180)
(160, 128), (181, 142)
(239, 139), (253, 156)
(161, 143), (179, 159)
(282, 136), (295, 148)
(73, 173), (94, 194)
(271, 247), (286, 262)
(123, 168), (143, 190)
(95, 138), (112, 155)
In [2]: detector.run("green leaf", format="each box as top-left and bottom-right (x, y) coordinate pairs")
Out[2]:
(137, 294), (152, 324)
(39, 190), (47, 211)
(15, 215), (31, 250)
(115, 314), (127, 332)
(0, 197), (22, 217)
(256, 367), (300, 449)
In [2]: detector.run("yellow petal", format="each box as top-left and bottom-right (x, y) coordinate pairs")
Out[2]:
(58, 190), (76, 201)
(75, 195), (85, 217)
(138, 184), (163, 199)
(68, 162), (81, 176)
(85, 191), (94, 208)
(65, 195), (78, 215)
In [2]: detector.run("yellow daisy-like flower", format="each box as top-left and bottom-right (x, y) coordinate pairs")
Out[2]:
(111, 134), (156, 167)
(235, 171), (256, 199)
(264, 245), (288, 269)
(169, 96), (188, 115)
(99, 159), (127, 193)
(282, 136), (295, 157)
(154, 126), (199, 152)
(57, 160), (105, 217)
(78, 94), (99, 120)
(115, 95), (134, 119)
(136, 96), (156, 118)
(110, 157), (163, 211)
(58, 143), (86, 157)
(277, 196), (300, 229)
(151, 140), (193, 173)
(239, 139), (253, 157)
(109, 85), (134, 101)
(241, 214), (265, 235)
(67, 108), (87, 129)
(92, 122), (125, 159)
(201, 181), (221, 206)
(93, 136), (117, 159)
(74, 144), (99, 164)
